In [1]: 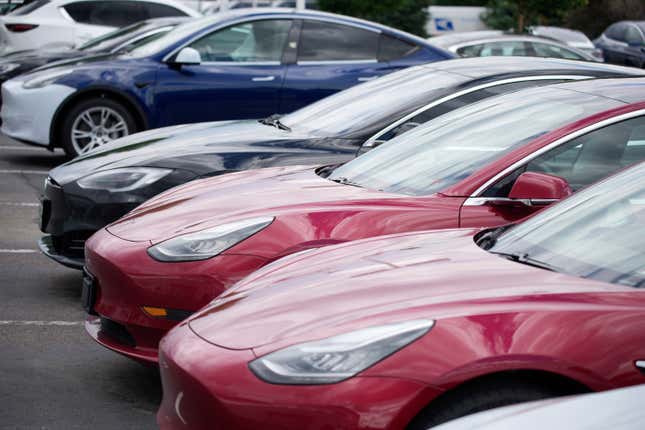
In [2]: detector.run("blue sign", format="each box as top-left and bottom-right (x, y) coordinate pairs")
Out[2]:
(434, 18), (454, 31)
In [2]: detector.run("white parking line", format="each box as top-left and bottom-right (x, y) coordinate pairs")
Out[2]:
(0, 320), (83, 326)
(0, 202), (39, 207)
(0, 169), (48, 175)
(0, 249), (38, 253)
(0, 146), (50, 152)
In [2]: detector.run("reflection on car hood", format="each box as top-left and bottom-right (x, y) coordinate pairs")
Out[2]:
(188, 229), (615, 350)
(49, 120), (319, 184)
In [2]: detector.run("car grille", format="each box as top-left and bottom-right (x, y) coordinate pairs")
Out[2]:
(100, 317), (136, 348)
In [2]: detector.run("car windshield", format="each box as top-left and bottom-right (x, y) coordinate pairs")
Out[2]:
(280, 67), (466, 138)
(489, 162), (645, 288)
(328, 86), (620, 196)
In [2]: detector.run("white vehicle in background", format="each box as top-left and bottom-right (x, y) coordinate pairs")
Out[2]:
(0, 0), (200, 55)
(529, 25), (604, 62)
(427, 6), (488, 36)
(431, 385), (645, 430)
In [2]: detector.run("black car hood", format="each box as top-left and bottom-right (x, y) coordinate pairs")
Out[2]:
(50, 120), (340, 185)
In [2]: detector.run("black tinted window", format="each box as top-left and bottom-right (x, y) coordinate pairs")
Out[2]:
(607, 23), (626, 41)
(298, 20), (378, 62)
(378, 34), (419, 61)
(625, 25), (644, 45)
(143, 2), (186, 18)
(64, 1), (147, 27)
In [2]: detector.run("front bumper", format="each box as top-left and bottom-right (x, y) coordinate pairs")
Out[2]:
(158, 323), (439, 430)
(0, 79), (74, 147)
(38, 235), (84, 269)
(84, 228), (269, 363)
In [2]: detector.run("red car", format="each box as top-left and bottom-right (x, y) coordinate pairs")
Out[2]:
(157, 161), (645, 430)
(84, 78), (645, 363)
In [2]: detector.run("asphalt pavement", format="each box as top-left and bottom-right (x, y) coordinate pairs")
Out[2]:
(0, 136), (161, 430)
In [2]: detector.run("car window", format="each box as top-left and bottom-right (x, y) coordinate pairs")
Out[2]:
(376, 79), (570, 143)
(9, 0), (48, 15)
(625, 25), (644, 45)
(484, 116), (645, 197)
(188, 19), (291, 63)
(460, 41), (532, 57)
(607, 23), (626, 41)
(531, 42), (586, 60)
(63, 1), (147, 27)
(142, 2), (187, 18)
(298, 20), (378, 62)
(378, 34), (419, 61)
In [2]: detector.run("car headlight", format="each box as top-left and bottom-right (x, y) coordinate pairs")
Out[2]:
(249, 319), (434, 385)
(0, 62), (19, 74)
(147, 216), (274, 262)
(22, 68), (74, 89)
(77, 167), (172, 192)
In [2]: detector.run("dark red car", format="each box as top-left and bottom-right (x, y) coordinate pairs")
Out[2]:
(157, 161), (645, 430)
(85, 78), (645, 363)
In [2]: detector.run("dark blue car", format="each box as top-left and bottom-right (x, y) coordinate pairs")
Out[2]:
(0, 8), (453, 156)
(595, 21), (645, 68)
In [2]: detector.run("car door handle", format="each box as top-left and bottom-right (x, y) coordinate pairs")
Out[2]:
(252, 76), (276, 82)
(358, 76), (378, 82)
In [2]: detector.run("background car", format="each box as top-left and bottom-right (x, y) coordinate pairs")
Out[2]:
(528, 25), (604, 61)
(0, 16), (190, 91)
(429, 31), (600, 62)
(595, 21), (645, 68)
(0, 8), (453, 157)
(0, 0), (24, 15)
(40, 57), (645, 269)
(431, 385), (645, 430)
(157, 160), (645, 430)
(83, 78), (645, 363)
(0, 0), (199, 54)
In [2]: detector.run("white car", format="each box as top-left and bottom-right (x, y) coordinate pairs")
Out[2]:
(429, 385), (645, 430)
(0, 0), (200, 55)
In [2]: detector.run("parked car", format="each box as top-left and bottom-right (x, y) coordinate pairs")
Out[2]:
(429, 31), (600, 62)
(0, 17), (190, 89)
(528, 25), (604, 62)
(156, 160), (645, 430)
(0, 0), (199, 54)
(1, 9), (453, 157)
(431, 385), (645, 430)
(40, 57), (645, 270)
(595, 21), (645, 68)
(83, 78), (645, 363)
(0, 0), (24, 15)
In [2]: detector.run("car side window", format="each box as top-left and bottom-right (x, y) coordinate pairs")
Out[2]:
(375, 79), (568, 144)
(298, 20), (378, 62)
(625, 26), (644, 45)
(64, 1), (147, 27)
(188, 20), (292, 63)
(378, 34), (419, 61)
(483, 116), (645, 197)
(469, 41), (532, 57)
(456, 44), (483, 57)
(142, 2), (188, 18)
(530, 42), (586, 60)
(607, 23), (626, 42)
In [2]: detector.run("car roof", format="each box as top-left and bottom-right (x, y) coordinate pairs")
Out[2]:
(421, 56), (645, 79)
(547, 77), (645, 104)
(429, 33), (585, 49)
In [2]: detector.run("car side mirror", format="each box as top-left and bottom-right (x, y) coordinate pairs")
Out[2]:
(508, 172), (572, 205)
(170, 47), (202, 67)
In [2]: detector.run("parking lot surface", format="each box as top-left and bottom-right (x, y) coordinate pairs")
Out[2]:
(0, 136), (161, 430)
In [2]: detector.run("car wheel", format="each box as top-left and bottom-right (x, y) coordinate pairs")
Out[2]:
(61, 97), (137, 158)
(408, 377), (569, 429)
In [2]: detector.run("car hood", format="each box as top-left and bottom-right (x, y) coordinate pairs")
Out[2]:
(50, 120), (319, 185)
(106, 165), (404, 243)
(187, 229), (615, 350)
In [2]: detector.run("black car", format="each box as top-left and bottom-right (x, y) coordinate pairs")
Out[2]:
(595, 21), (645, 68)
(0, 16), (190, 86)
(39, 57), (645, 269)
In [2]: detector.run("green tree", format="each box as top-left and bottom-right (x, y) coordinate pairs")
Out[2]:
(483, 0), (588, 33)
(318, 0), (432, 37)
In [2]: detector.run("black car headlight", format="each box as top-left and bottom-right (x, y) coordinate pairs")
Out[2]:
(249, 319), (434, 385)
(77, 167), (172, 192)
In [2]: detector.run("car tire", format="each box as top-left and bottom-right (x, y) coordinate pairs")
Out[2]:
(61, 97), (137, 158)
(408, 376), (570, 429)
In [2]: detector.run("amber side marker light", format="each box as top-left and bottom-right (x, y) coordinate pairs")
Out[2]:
(142, 306), (193, 321)
(142, 306), (168, 318)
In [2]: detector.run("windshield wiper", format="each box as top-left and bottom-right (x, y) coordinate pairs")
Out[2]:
(259, 114), (291, 132)
(492, 251), (557, 272)
(476, 225), (512, 250)
(329, 176), (363, 188)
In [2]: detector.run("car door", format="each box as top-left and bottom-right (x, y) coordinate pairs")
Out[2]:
(153, 19), (293, 127)
(460, 114), (645, 227)
(623, 24), (645, 67)
(280, 19), (402, 113)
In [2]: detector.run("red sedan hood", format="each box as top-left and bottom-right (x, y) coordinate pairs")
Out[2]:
(107, 166), (400, 243)
(188, 229), (616, 351)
